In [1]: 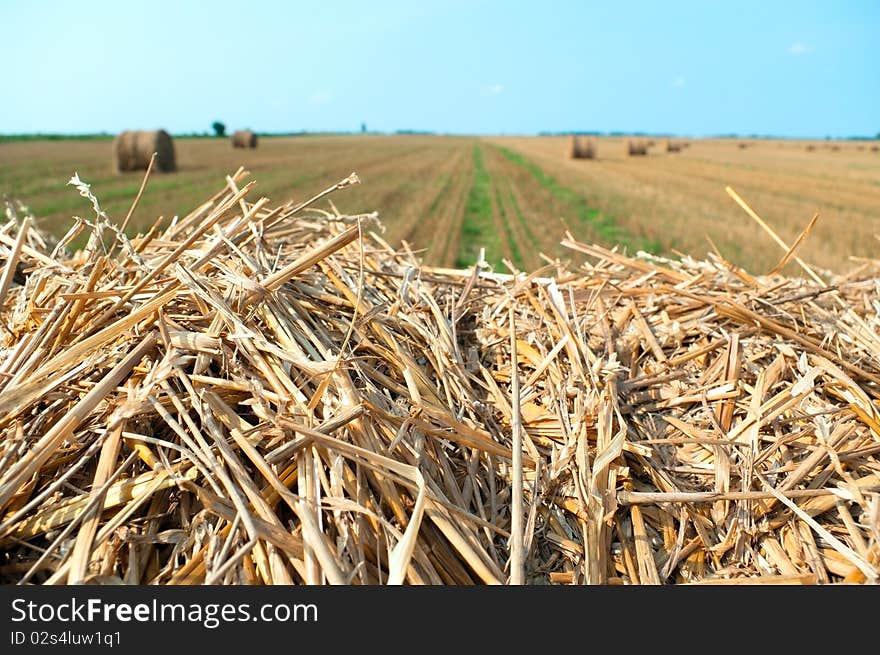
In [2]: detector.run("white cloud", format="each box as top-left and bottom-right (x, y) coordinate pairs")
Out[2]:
(309, 91), (333, 105)
(481, 83), (504, 96)
(789, 42), (811, 55)
(671, 76), (686, 89)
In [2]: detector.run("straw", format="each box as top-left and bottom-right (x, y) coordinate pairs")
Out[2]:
(0, 171), (877, 585)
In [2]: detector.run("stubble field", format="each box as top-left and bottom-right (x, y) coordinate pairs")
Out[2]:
(1, 134), (878, 277)
(2, 132), (880, 587)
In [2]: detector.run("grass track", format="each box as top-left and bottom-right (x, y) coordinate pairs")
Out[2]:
(455, 145), (501, 268)
(493, 145), (662, 254)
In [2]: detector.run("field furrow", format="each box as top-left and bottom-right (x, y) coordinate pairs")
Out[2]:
(414, 146), (474, 267)
(480, 147), (545, 271)
(3, 134), (879, 275)
(488, 135), (880, 274)
(394, 144), (469, 251)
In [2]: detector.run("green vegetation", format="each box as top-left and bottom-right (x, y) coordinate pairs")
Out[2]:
(455, 145), (504, 269)
(494, 145), (662, 254)
(0, 133), (113, 143)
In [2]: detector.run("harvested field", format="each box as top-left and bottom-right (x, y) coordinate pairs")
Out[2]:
(3, 135), (880, 276)
(0, 135), (481, 267)
(488, 135), (880, 274)
(0, 169), (878, 585)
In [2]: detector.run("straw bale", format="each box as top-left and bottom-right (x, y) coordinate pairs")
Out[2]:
(627, 138), (648, 156)
(570, 135), (596, 159)
(0, 169), (878, 586)
(112, 130), (176, 173)
(232, 130), (258, 149)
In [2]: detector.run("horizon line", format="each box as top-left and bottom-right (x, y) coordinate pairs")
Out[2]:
(1, 129), (878, 141)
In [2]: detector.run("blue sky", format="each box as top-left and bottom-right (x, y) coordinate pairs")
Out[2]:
(2, 0), (878, 137)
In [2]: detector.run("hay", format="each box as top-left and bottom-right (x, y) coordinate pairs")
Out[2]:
(627, 139), (648, 156)
(665, 139), (682, 153)
(0, 169), (878, 586)
(112, 130), (176, 173)
(570, 136), (596, 159)
(232, 130), (258, 149)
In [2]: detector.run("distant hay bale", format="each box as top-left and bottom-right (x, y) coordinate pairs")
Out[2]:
(627, 138), (648, 156)
(113, 130), (176, 173)
(830, 144), (841, 151)
(871, 145), (880, 152)
(231, 130), (258, 149)
(738, 142), (749, 149)
(665, 139), (682, 153)
(806, 144), (816, 151)
(570, 135), (596, 159)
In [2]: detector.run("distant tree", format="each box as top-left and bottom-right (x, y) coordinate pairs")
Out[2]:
(361, 122), (367, 133)
(212, 121), (226, 137)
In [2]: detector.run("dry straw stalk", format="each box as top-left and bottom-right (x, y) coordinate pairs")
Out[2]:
(0, 167), (878, 585)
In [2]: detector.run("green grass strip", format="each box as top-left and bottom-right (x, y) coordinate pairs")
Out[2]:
(494, 182), (525, 271)
(0, 133), (115, 144)
(494, 145), (663, 254)
(455, 145), (505, 269)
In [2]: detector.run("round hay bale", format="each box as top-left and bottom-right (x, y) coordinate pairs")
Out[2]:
(665, 139), (682, 153)
(113, 130), (176, 173)
(570, 135), (596, 159)
(232, 130), (258, 149)
(627, 138), (647, 156)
